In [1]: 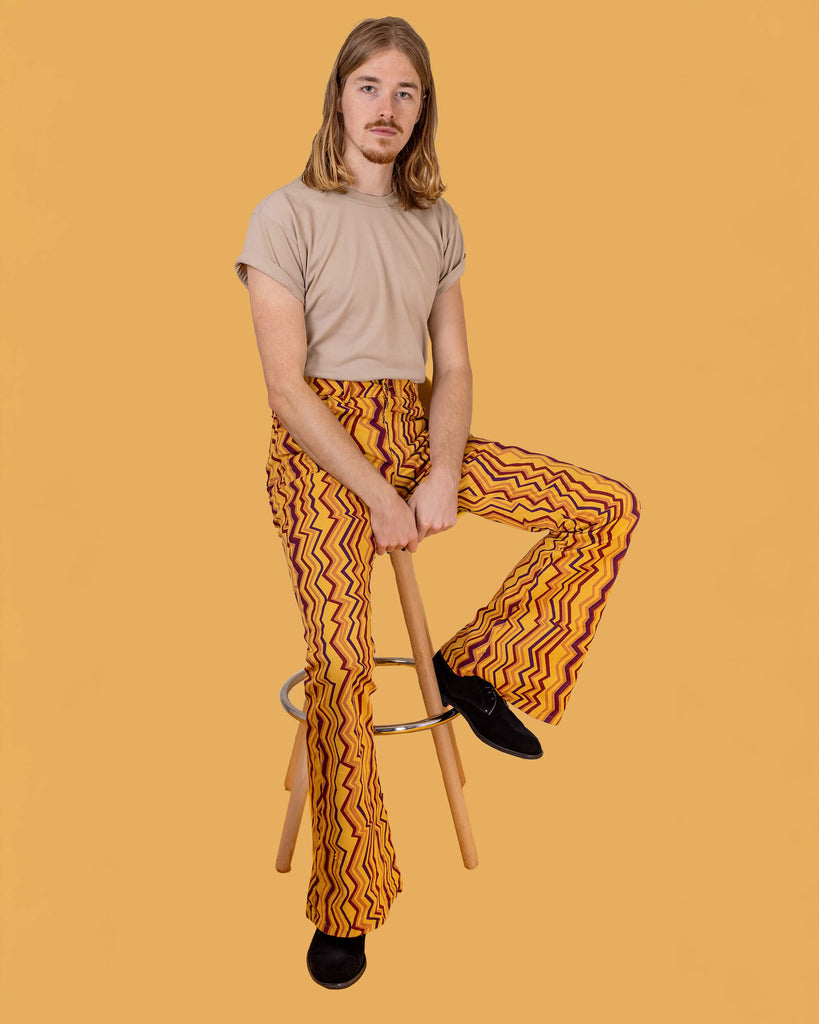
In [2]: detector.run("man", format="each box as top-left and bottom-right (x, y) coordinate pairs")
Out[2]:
(235, 17), (640, 989)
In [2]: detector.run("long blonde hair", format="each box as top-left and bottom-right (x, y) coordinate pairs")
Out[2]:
(301, 17), (446, 211)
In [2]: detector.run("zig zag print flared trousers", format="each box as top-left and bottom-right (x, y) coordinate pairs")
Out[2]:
(266, 375), (641, 937)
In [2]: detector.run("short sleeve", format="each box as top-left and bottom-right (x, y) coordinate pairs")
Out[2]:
(234, 200), (305, 304)
(436, 200), (466, 297)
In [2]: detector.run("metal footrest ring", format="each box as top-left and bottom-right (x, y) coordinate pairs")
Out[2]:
(279, 656), (461, 735)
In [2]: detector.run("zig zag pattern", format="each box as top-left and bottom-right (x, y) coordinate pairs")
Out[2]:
(436, 442), (641, 724)
(266, 376), (640, 937)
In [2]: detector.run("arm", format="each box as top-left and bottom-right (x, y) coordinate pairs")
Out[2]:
(247, 266), (396, 513)
(426, 278), (473, 485)
(406, 278), (472, 540)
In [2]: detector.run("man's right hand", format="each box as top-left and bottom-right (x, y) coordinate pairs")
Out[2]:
(369, 488), (419, 555)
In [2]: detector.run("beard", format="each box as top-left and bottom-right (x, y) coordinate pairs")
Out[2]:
(359, 133), (399, 165)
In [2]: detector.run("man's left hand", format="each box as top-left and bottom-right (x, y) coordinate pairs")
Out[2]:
(406, 468), (461, 542)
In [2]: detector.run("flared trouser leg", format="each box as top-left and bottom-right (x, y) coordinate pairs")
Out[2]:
(436, 436), (642, 725)
(266, 386), (404, 938)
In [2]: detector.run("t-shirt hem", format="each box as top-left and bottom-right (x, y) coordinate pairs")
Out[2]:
(235, 260), (304, 304)
(304, 368), (427, 383)
(435, 258), (466, 298)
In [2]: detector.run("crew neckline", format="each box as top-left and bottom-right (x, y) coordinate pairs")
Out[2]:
(339, 185), (396, 207)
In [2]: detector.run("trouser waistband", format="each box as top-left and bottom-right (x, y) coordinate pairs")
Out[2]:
(304, 376), (421, 402)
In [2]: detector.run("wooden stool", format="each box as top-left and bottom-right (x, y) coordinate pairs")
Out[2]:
(275, 546), (479, 873)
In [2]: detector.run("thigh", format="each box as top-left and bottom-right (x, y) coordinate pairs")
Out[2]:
(454, 434), (641, 532)
(266, 412), (377, 680)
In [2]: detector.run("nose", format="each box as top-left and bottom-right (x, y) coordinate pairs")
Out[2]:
(378, 98), (397, 121)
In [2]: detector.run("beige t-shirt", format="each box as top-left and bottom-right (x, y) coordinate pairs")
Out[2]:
(234, 176), (466, 383)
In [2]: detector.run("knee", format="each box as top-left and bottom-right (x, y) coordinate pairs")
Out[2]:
(623, 481), (641, 521)
(601, 477), (641, 530)
(616, 481), (641, 537)
(304, 646), (375, 702)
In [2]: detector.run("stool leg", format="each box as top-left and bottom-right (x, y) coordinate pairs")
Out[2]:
(276, 719), (308, 873)
(421, 614), (466, 788)
(283, 720), (306, 791)
(389, 550), (479, 870)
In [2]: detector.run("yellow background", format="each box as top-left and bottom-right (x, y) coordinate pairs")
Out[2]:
(2, 2), (817, 1020)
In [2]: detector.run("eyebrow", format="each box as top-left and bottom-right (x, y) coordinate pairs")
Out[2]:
(353, 74), (420, 91)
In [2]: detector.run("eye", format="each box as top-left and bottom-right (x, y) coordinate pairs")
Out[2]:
(360, 86), (413, 100)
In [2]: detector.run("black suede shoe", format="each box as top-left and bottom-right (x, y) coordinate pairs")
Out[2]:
(433, 649), (543, 760)
(306, 927), (367, 989)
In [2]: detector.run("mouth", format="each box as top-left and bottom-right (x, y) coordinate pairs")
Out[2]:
(370, 128), (396, 136)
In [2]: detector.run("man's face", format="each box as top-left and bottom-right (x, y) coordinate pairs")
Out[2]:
(337, 48), (424, 166)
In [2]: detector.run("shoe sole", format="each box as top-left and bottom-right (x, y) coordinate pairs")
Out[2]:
(439, 686), (543, 760)
(306, 956), (367, 989)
